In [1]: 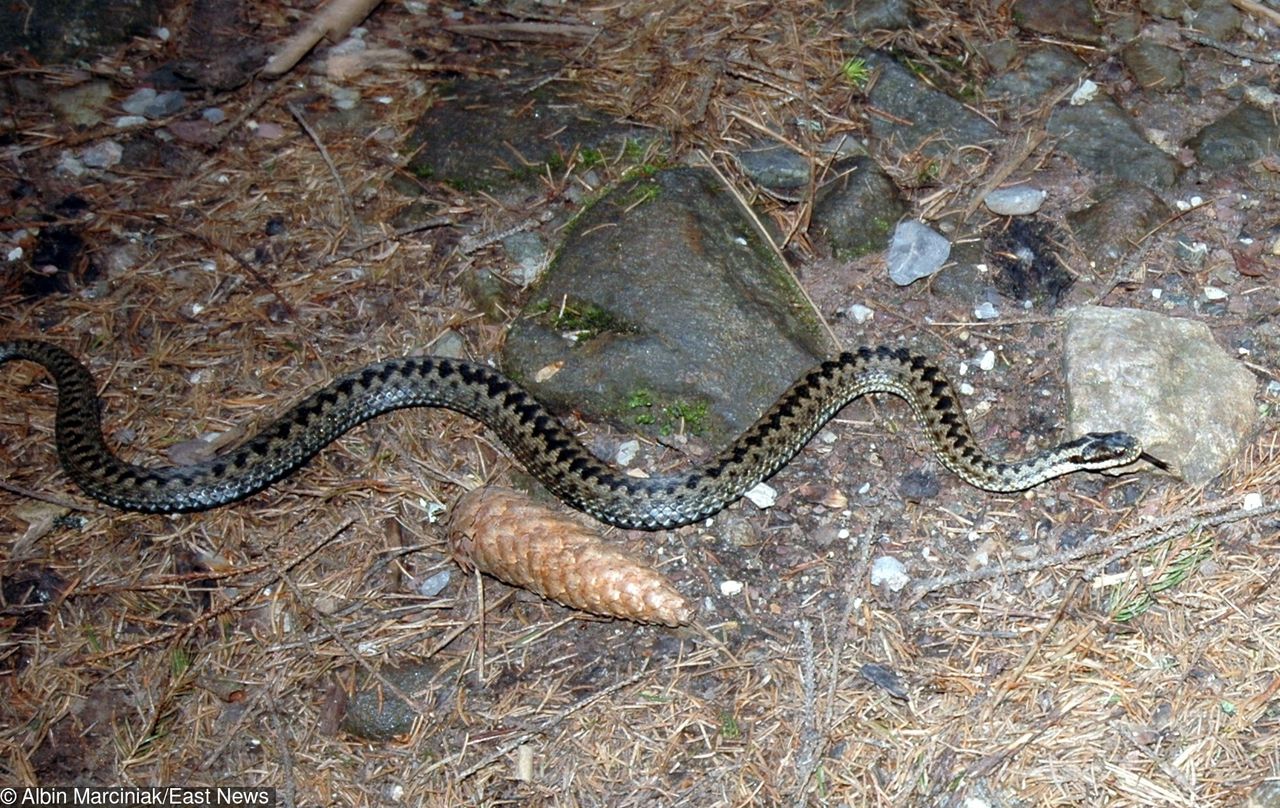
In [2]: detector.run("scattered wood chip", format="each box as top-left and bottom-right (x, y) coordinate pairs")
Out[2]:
(447, 486), (692, 626)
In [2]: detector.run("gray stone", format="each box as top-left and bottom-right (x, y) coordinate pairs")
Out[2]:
(1048, 98), (1179, 189)
(121, 89), (159, 117)
(1067, 182), (1172, 271)
(0, 0), (164, 62)
(1141, 0), (1188, 18)
(1187, 104), (1280, 171)
(406, 67), (656, 194)
(144, 91), (186, 119)
(865, 52), (999, 158)
(340, 661), (439, 741)
(502, 168), (833, 446)
(1064, 306), (1257, 485)
(984, 186), (1047, 215)
(501, 231), (547, 286)
(981, 40), (1020, 72)
(811, 156), (907, 260)
(1122, 40), (1184, 90)
(50, 82), (114, 128)
(887, 220), (951, 286)
(1183, 0), (1241, 40)
(870, 556), (910, 591)
(986, 47), (1087, 105)
(737, 142), (811, 191)
(843, 0), (913, 32)
(1012, 0), (1101, 43)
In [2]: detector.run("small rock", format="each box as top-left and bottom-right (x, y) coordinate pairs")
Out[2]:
(144, 90), (185, 118)
(80, 141), (123, 169)
(340, 661), (439, 740)
(860, 663), (908, 699)
(253, 121), (287, 139)
(1122, 39), (1184, 90)
(1070, 79), (1099, 105)
(719, 579), (744, 596)
(899, 470), (941, 501)
(416, 570), (452, 598)
(1065, 306), (1258, 485)
(1203, 286), (1228, 301)
(870, 556), (910, 592)
(974, 301), (1000, 320)
(978, 350), (996, 371)
(847, 303), (874, 323)
(887, 220), (950, 286)
(121, 88), (158, 116)
(984, 186), (1047, 215)
(50, 81), (113, 127)
(844, 0), (913, 31)
(616, 439), (639, 466)
(1188, 104), (1280, 171)
(745, 482), (777, 510)
(812, 156), (908, 260)
(428, 330), (467, 359)
(1243, 492), (1263, 511)
(501, 231), (546, 285)
(737, 142), (811, 191)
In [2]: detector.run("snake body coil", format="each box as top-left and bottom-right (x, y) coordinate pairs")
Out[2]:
(0, 339), (1148, 530)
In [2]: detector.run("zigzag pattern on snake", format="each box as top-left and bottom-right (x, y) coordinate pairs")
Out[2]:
(0, 339), (1154, 530)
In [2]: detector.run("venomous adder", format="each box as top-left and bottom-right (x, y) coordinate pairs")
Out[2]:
(0, 339), (1159, 530)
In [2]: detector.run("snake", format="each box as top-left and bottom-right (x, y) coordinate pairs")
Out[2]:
(0, 339), (1158, 530)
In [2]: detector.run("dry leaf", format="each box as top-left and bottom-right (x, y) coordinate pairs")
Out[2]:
(447, 487), (692, 626)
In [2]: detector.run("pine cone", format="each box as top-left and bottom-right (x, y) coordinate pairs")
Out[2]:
(447, 487), (692, 627)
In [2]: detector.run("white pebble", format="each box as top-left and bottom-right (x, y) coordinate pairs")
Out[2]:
(1069, 79), (1098, 105)
(870, 556), (910, 592)
(959, 382), (975, 396)
(1203, 286), (1228, 301)
(616, 439), (640, 466)
(973, 301), (999, 321)
(1243, 492), (1263, 511)
(847, 303), (874, 323)
(719, 579), (744, 596)
(744, 482), (777, 509)
(984, 186), (1046, 216)
(978, 350), (996, 371)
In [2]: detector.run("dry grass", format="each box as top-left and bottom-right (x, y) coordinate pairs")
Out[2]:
(1, 0), (1278, 805)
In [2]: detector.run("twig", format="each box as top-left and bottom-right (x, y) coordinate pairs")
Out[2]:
(1182, 29), (1280, 63)
(1227, 0), (1280, 26)
(264, 0), (386, 77)
(0, 478), (101, 512)
(910, 499), (1280, 600)
(994, 577), (1084, 698)
(791, 526), (873, 804)
(322, 217), (456, 265)
(792, 620), (821, 806)
(287, 100), (363, 243)
(1081, 501), (1280, 581)
(267, 697), (299, 808)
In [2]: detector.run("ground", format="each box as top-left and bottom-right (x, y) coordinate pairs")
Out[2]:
(1, 1), (1279, 806)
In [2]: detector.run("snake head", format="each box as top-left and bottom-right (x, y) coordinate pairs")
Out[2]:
(1071, 431), (1166, 471)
